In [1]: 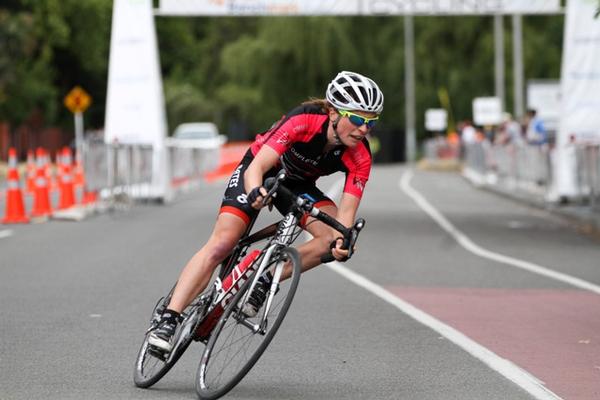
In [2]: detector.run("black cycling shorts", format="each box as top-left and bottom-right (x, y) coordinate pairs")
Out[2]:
(219, 150), (336, 226)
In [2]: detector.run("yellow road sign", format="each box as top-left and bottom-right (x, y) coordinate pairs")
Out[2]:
(64, 86), (92, 114)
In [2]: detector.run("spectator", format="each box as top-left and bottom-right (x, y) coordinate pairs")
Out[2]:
(501, 112), (523, 145)
(525, 108), (547, 145)
(460, 119), (477, 145)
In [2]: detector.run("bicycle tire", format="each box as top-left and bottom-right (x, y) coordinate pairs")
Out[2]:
(195, 246), (301, 400)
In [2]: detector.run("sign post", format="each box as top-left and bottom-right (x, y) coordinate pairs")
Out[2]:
(64, 85), (92, 173)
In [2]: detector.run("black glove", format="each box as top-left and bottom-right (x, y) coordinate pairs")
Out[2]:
(247, 186), (264, 205)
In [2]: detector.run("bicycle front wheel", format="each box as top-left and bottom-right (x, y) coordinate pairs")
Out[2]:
(196, 246), (301, 400)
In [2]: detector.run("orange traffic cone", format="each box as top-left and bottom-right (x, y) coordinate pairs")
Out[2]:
(58, 147), (75, 209)
(41, 148), (52, 189)
(26, 149), (36, 193)
(54, 149), (64, 191)
(74, 157), (85, 188)
(2, 148), (29, 224)
(82, 190), (98, 205)
(30, 148), (52, 218)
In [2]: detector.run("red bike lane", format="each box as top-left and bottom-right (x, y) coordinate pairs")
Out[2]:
(388, 287), (600, 400)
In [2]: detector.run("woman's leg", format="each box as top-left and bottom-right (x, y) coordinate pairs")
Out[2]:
(167, 213), (248, 313)
(278, 203), (338, 281)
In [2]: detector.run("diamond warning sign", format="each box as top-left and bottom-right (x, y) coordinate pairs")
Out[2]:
(64, 86), (92, 114)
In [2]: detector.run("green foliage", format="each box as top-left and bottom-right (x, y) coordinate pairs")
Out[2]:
(0, 0), (112, 128)
(164, 79), (216, 133)
(0, 8), (58, 125)
(0, 4), (565, 146)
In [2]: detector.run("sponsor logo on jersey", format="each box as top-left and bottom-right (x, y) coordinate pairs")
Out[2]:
(353, 176), (366, 192)
(290, 146), (319, 166)
(237, 194), (248, 204)
(276, 132), (290, 146)
(228, 165), (243, 188)
(293, 124), (308, 133)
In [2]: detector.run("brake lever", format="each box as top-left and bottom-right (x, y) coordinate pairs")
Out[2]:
(344, 218), (365, 259)
(261, 170), (286, 207)
(320, 218), (365, 263)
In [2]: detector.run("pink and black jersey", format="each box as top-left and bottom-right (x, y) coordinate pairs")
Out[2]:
(250, 104), (372, 199)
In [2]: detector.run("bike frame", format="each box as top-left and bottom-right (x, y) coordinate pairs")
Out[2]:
(190, 207), (304, 342)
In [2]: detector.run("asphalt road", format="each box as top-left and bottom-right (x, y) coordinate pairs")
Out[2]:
(1, 164), (599, 400)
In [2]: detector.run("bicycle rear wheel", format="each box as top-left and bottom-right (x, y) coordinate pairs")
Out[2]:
(195, 247), (301, 400)
(133, 290), (206, 388)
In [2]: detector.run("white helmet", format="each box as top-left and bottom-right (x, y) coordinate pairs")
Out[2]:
(326, 71), (384, 114)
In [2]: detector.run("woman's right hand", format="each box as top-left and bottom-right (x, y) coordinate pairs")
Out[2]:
(247, 186), (269, 210)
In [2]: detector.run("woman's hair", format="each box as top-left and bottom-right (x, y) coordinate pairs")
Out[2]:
(301, 98), (332, 113)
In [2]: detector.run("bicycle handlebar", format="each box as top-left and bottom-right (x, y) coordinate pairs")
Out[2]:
(263, 172), (365, 264)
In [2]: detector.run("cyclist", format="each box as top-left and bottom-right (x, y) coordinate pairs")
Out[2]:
(149, 71), (384, 352)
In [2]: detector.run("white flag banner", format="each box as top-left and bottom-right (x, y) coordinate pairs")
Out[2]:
(105, 0), (170, 199)
(558, 0), (600, 145)
(105, 0), (167, 148)
(157, 0), (561, 16)
(553, 0), (600, 199)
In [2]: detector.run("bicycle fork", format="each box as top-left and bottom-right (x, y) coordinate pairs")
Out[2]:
(237, 251), (287, 334)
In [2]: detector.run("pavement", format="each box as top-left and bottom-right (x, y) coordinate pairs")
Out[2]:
(418, 158), (600, 237)
(3, 164), (600, 399)
(465, 173), (600, 238)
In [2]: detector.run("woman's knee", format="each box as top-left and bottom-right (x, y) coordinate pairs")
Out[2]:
(204, 214), (247, 262)
(205, 233), (238, 262)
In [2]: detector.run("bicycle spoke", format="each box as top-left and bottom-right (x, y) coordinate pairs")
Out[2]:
(197, 247), (301, 399)
(207, 317), (255, 385)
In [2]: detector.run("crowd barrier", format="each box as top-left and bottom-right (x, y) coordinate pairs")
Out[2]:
(86, 138), (222, 202)
(165, 137), (220, 190)
(463, 141), (600, 209)
(574, 144), (600, 209)
(464, 142), (551, 191)
(1, 138), (223, 223)
(423, 137), (460, 160)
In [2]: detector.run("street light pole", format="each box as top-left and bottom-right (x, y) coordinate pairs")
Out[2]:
(404, 14), (416, 163)
(494, 14), (505, 112)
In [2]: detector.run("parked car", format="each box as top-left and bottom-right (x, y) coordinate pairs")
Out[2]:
(169, 122), (227, 147)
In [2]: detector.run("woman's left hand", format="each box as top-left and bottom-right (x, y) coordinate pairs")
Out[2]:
(332, 238), (354, 262)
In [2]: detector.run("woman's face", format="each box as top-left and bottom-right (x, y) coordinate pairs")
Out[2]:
(329, 109), (379, 148)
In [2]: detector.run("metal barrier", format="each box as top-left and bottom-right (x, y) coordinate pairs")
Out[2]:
(463, 141), (600, 209)
(83, 138), (221, 205)
(575, 144), (600, 209)
(463, 142), (551, 196)
(423, 137), (460, 160)
(165, 138), (220, 190)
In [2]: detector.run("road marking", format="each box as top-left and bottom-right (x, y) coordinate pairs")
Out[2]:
(322, 174), (561, 400)
(400, 169), (600, 296)
(327, 262), (562, 400)
(0, 229), (13, 239)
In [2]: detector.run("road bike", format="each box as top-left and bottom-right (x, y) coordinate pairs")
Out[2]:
(133, 171), (365, 399)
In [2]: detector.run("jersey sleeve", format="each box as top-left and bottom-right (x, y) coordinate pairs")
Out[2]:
(341, 140), (372, 199)
(262, 113), (307, 155)
(257, 106), (327, 155)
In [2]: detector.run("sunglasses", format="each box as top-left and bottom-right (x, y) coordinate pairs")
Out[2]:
(339, 110), (379, 129)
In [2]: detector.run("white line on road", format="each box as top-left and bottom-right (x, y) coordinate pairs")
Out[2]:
(0, 229), (13, 239)
(400, 169), (600, 295)
(327, 261), (562, 400)
(322, 174), (562, 400)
